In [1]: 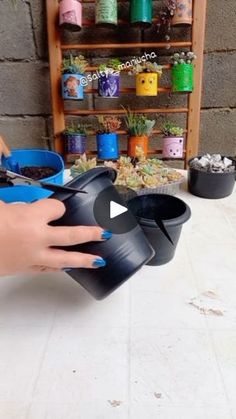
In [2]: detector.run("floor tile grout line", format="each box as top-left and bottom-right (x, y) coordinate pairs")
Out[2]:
(207, 329), (234, 419)
(182, 232), (212, 331)
(183, 231), (233, 414)
(128, 281), (132, 419)
(25, 288), (62, 416)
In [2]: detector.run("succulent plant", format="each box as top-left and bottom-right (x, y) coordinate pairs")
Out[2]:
(70, 153), (97, 176)
(62, 54), (89, 75)
(98, 58), (122, 74)
(64, 122), (91, 136)
(157, 0), (178, 41)
(161, 121), (184, 137)
(70, 152), (183, 189)
(96, 116), (122, 134)
(171, 51), (197, 66)
(129, 61), (163, 76)
(122, 107), (156, 137)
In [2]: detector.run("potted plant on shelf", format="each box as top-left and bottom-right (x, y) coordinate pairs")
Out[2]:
(95, 0), (118, 27)
(170, 51), (196, 93)
(171, 0), (192, 26)
(96, 116), (121, 160)
(61, 54), (88, 100)
(129, 61), (163, 97)
(157, 0), (177, 41)
(123, 107), (155, 157)
(98, 58), (121, 98)
(130, 0), (152, 28)
(161, 121), (184, 158)
(59, 0), (82, 31)
(63, 122), (91, 154)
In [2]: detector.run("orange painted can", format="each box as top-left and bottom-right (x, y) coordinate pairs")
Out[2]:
(128, 135), (148, 157)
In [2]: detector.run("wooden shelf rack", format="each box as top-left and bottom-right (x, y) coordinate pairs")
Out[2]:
(46, 0), (207, 167)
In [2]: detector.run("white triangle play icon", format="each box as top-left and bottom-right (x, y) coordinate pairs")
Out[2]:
(110, 201), (128, 219)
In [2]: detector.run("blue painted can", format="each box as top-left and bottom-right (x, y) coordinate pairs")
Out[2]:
(96, 133), (119, 160)
(98, 73), (120, 98)
(62, 73), (84, 100)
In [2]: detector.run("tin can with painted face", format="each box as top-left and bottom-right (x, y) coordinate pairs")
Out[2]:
(136, 72), (158, 96)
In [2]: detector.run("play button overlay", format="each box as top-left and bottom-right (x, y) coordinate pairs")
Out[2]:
(93, 186), (138, 234)
(110, 201), (127, 219)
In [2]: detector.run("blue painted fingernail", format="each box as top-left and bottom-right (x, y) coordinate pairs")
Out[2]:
(93, 258), (106, 268)
(101, 230), (112, 240)
(62, 268), (73, 272)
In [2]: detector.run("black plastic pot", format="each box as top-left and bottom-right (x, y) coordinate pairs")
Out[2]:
(127, 194), (191, 266)
(188, 157), (236, 199)
(51, 167), (154, 300)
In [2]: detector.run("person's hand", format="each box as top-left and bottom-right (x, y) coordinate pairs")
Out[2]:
(0, 135), (11, 159)
(0, 199), (111, 276)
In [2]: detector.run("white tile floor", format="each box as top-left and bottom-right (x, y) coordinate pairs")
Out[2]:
(0, 174), (236, 419)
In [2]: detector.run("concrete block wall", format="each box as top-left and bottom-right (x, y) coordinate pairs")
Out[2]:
(0, 0), (235, 156)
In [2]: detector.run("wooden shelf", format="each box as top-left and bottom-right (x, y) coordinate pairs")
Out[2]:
(46, 0), (207, 166)
(85, 64), (171, 72)
(65, 150), (187, 163)
(61, 41), (192, 51)
(83, 18), (162, 26)
(64, 108), (189, 116)
(83, 87), (171, 94)
(59, 129), (187, 136)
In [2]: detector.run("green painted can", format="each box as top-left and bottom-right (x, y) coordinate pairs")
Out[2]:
(130, 0), (152, 27)
(171, 63), (194, 93)
(95, 0), (118, 26)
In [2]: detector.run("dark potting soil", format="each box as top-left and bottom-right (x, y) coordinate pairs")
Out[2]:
(21, 166), (57, 180)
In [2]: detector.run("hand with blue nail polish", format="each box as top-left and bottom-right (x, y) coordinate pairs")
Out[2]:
(0, 198), (109, 276)
(101, 230), (112, 240)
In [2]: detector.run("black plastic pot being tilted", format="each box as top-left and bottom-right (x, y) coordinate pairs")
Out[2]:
(51, 167), (154, 300)
(188, 157), (236, 199)
(127, 194), (191, 266)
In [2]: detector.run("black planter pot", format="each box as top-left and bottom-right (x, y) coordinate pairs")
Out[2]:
(188, 157), (236, 199)
(127, 194), (191, 266)
(51, 167), (154, 299)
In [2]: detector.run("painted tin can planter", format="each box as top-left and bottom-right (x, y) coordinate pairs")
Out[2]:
(128, 135), (148, 157)
(59, 0), (82, 31)
(163, 137), (184, 158)
(62, 73), (84, 100)
(171, 63), (194, 93)
(96, 133), (119, 160)
(98, 73), (120, 98)
(130, 0), (152, 27)
(172, 0), (192, 26)
(136, 73), (158, 96)
(95, 0), (118, 27)
(65, 134), (87, 154)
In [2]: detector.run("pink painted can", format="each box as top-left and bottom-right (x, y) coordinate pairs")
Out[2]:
(59, 0), (82, 31)
(163, 137), (184, 158)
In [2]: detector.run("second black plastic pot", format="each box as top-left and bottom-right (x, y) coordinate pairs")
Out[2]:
(127, 194), (191, 266)
(188, 157), (236, 199)
(51, 167), (154, 300)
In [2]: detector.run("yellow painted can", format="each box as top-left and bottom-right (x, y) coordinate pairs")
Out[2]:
(136, 72), (158, 96)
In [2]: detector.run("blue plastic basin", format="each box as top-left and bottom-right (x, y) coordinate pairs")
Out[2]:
(0, 149), (64, 203)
